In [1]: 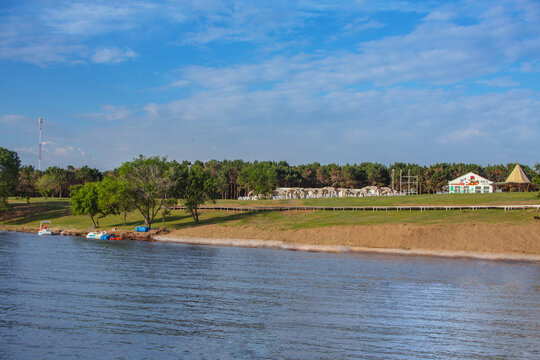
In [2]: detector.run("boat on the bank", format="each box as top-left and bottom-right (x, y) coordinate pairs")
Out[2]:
(86, 231), (111, 240)
(38, 221), (54, 236)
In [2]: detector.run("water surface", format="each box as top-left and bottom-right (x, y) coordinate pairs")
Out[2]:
(0, 231), (538, 359)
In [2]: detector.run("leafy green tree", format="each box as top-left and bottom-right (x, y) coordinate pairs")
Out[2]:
(75, 165), (103, 184)
(315, 165), (330, 186)
(70, 183), (101, 228)
(97, 177), (123, 220)
(117, 155), (177, 229)
(42, 166), (70, 197)
(532, 163), (540, 188)
(180, 164), (217, 222)
(16, 165), (38, 201)
(114, 178), (134, 226)
(362, 162), (389, 187)
(342, 164), (366, 188)
(160, 198), (178, 229)
(70, 179), (121, 228)
(298, 162), (320, 187)
(238, 161), (277, 197)
(0, 147), (21, 209)
(219, 159), (245, 199)
(37, 173), (56, 198)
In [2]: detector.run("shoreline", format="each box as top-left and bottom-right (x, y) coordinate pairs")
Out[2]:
(0, 225), (158, 242)
(154, 235), (540, 262)
(2, 223), (539, 263)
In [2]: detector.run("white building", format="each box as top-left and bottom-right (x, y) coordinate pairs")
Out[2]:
(448, 172), (493, 194)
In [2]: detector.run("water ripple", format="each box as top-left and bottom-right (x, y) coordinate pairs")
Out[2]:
(0, 231), (538, 359)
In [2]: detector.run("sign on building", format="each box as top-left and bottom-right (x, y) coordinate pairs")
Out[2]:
(448, 172), (493, 194)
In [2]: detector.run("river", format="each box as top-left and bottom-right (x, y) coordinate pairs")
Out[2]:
(0, 231), (538, 359)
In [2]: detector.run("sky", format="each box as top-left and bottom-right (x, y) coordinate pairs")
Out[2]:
(1, 0), (539, 170)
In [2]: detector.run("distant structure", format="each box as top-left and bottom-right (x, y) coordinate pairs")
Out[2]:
(399, 169), (418, 195)
(448, 172), (493, 194)
(38, 117), (43, 170)
(495, 164), (533, 192)
(239, 186), (400, 200)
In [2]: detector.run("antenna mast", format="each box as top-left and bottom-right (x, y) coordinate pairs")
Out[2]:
(38, 117), (43, 170)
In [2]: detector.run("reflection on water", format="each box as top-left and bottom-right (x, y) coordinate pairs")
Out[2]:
(0, 231), (539, 359)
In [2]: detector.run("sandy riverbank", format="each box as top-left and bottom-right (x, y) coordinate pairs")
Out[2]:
(2, 222), (539, 262)
(156, 223), (540, 262)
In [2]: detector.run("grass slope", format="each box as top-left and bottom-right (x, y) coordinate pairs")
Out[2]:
(1, 194), (538, 232)
(216, 192), (539, 207)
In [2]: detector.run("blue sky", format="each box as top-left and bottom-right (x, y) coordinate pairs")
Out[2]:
(1, 0), (539, 170)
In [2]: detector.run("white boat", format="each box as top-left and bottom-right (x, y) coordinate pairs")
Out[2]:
(38, 221), (54, 236)
(86, 231), (110, 240)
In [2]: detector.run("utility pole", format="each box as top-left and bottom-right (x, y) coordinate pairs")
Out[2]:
(408, 169), (411, 196)
(399, 169), (403, 195)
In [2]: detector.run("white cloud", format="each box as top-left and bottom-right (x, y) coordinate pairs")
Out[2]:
(161, 1), (540, 91)
(68, 82), (540, 168)
(91, 47), (137, 64)
(520, 61), (540, 73)
(476, 77), (519, 87)
(78, 105), (133, 122)
(2, 0), (539, 70)
(41, 141), (88, 160)
(439, 128), (483, 144)
(43, 1), (156, 36)
(0, 114), (37, 133)
(14, 147), (38, 155)
(0, 114), (26, 125)
(341, 17), (385, 34)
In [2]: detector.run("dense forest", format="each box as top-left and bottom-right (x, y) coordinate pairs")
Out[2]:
(12, 159), (540, 199)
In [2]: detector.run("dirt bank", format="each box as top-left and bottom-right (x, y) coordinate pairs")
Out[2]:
(3, 223), (539, 261)
(0, 225), (162, 241)
(159, 223), (540, 261)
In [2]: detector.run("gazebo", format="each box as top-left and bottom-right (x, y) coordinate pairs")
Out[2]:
(495, 164), (534, 192)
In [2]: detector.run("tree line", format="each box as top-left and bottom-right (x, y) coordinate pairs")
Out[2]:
(69, 156), (216, 228)
(1, 146), (539, 227)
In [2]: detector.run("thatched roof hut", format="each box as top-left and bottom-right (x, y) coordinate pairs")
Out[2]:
(495, 164), (535, 192)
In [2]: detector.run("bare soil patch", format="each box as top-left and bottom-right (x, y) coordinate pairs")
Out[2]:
(166, 223), (540, 255)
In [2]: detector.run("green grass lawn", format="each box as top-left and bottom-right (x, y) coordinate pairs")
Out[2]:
(215, 192), (540, 207)
(1, 197), (257, 230)
(1, 194), (538, 231)
(229, 208), (538, 230)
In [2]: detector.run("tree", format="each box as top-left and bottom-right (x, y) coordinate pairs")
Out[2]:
(70, 183), (101, 228)
(114, 178), (134, 226)
(160, 198), (178, 229)
(0, 147), (21, 209)
(329, 165), (344, 187)
(238, 161), (277, 197)
(532, 163), (540, 188)
(42, 166), (69, 197)
(75, 166), (103, 184)
(117, 155), (177, 229)
(37, 174), (56, 198)
(16, 165), (38, 201)
(179, 164), (217, 222)
(363, 162), (389, 187)
(316, 166), (330, 186)
(70, 179), (121, 228)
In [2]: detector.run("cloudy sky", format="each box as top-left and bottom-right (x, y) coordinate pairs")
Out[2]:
(1, 0), (539, 170)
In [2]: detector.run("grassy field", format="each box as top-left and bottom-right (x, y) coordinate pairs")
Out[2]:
(215, 192), (539, 207)
(1, 193), (539, 232)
